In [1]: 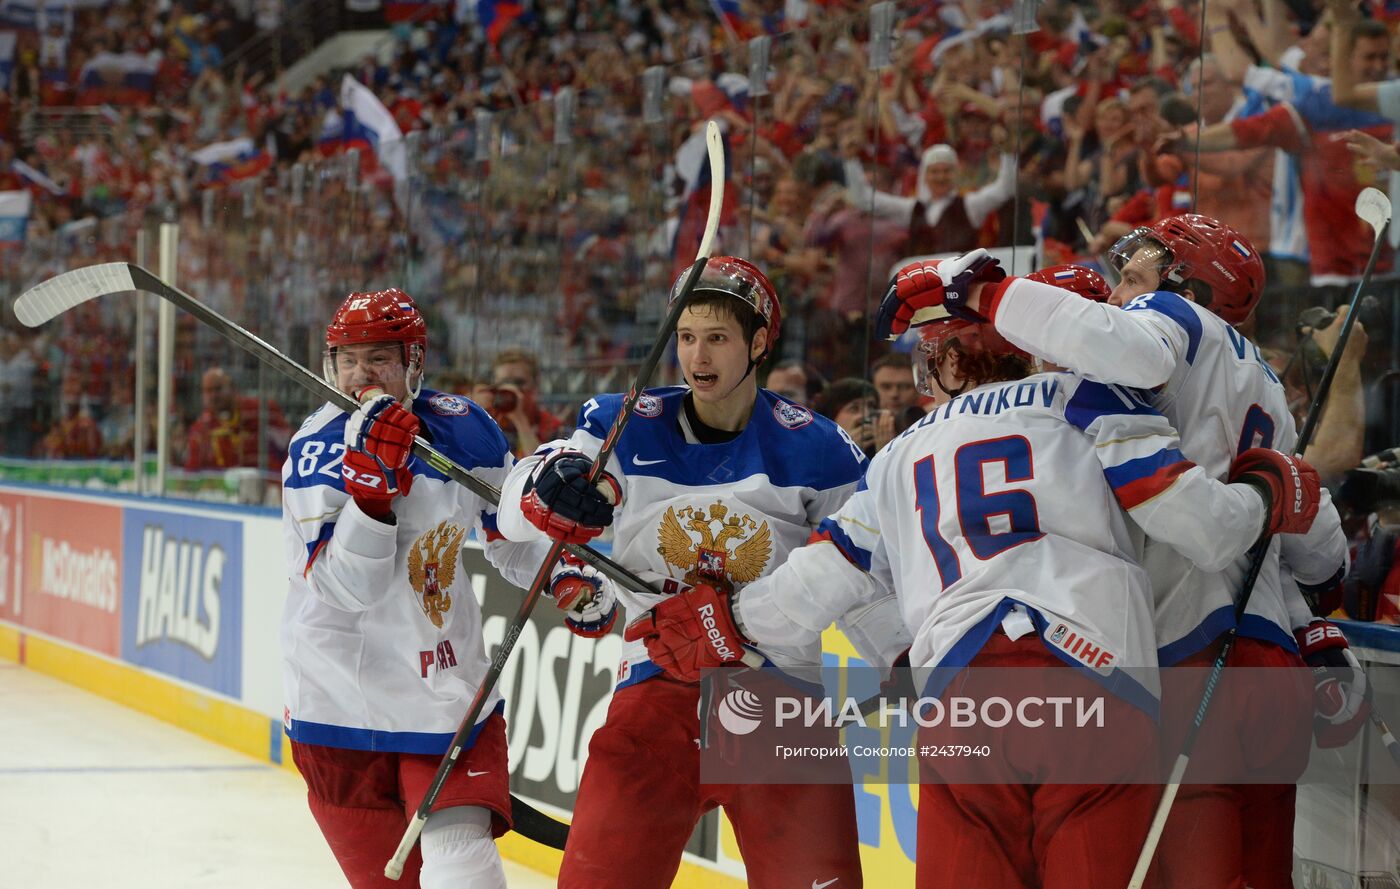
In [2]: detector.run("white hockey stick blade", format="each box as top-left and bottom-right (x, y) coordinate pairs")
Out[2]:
(696, 119), (724, 260)
(13, 262), (136, 327)
(1357, 186), (1392, 240)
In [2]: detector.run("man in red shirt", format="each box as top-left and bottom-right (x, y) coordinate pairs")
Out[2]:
(185, 367), (290, 471)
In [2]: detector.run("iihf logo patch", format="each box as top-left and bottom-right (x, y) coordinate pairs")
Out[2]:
(635, 394), (663, 418)
(772, 400), (813, 430)
(429, 393), (472, 416)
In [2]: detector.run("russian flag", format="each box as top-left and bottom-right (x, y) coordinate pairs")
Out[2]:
(710, 0), (748, 39)
(340, 74), (406, 181)
(190, 137), (273, 183)
(478, 0), (524, 45)
(76, 50), (159, 105)
(12, 158), (63, 196)
(0, 189), (32, 244)
(1052, 268), (1077, 283)
(1230, 239), (1252, 258)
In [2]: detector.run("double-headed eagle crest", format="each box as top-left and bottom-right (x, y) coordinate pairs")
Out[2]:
(656, 502), (772, 588)
(408, 520), (466, 628)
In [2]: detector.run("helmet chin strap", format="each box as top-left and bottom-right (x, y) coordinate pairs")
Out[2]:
(931, 344), (972, 399)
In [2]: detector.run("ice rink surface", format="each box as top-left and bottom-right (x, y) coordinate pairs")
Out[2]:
(0, 662), (554, 888)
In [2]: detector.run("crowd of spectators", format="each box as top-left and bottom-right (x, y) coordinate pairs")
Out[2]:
(0, 0), (1398, 578)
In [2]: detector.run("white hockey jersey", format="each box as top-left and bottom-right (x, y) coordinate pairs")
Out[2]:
(281, 390), (549, 754)
(987, 280), (1348, 662)
(495, 387), (889, 686)
(736, 372), (1268, 716)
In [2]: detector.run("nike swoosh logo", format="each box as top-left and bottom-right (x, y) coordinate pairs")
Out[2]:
(632, 456), (665, 466)
(812, 880), (838, 889)
(466, 769), (490, 777)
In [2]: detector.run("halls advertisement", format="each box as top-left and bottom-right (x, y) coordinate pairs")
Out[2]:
(120, 507), (243, 697)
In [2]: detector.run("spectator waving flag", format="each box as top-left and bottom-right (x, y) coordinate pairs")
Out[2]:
(478, 0), (524, 45)
(12, 158), (63, 196)
(76, 50), (159, 105)
(710, 0), (747, 40)
(190, 137), (274, 183)
(339, 74), (406, 181)
(0, 189), (32, 244)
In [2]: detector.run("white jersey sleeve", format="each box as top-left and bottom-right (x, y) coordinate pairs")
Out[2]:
(987, 277), (1188, 390)
(283, 408), (397, 612)
(1066, 380), (1268, 571)
(1280, 486), (1348, 606)
(736, 476), (895, 654)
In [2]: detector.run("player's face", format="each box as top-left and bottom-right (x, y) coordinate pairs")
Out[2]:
(676, 304), (765, 405)
(333, 342), (410, 402)
(1353, 36), (1391, 82)
(1108, 246), (1167, 307)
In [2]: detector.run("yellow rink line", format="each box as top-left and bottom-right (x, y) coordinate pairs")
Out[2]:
(0, 622), (744, 888)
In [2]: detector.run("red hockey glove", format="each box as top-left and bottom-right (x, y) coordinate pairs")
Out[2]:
(342, 389), (420, 518)
(624, 583), (747, 682)
(1229, 448), (1321, 537)
(1296, 619), (1371, 748)
(548, 553), (618, 638)
(874, 249), (1006, 341)
(521, 450), (622, 544)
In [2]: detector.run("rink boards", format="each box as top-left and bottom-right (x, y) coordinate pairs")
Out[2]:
(8, 480), (1400, 886)
(0, 481), (924, 885)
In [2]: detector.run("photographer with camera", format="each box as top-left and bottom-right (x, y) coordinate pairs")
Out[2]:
(813, 377), (895, 459)
(478, 348), (564, 459)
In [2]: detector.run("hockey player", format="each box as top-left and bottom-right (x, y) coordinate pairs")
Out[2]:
(281, 289), (561, 889)
(494, 257), (889, 889)
(623, 290), (1324, 889)
(878, 216), (1354, 888)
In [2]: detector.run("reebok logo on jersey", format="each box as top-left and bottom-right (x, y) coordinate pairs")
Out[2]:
(1047, 623), (1116, 673)
(697, 603), (736, 660)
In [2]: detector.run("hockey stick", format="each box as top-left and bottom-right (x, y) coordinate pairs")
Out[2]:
(11, 264), (658, 609)
(1126, 186), (1393, 889)
(383, 119), (758, 879)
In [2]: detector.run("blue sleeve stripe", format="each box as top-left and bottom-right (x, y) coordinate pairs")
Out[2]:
(1103, 448), (1188, 490)
(303, 521), (336, 576)
(1125, 290), (1202, 364)
(811, 518), (873, 572)
(1063, 381), (1157, 431)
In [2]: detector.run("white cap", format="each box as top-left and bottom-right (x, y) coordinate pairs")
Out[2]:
(923, 143), (958, 167)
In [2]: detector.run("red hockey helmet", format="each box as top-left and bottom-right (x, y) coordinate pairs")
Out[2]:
(913, 310), (1031, 398)
(1026, 264), (1110, 302)
(1107, 213), (1265, 325)
(671, 256), (782, 362)
(324, 288), (428, 396)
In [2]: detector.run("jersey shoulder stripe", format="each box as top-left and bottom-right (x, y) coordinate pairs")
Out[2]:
(1062, 378), (1158, 431)
(1123, 290), (1203, 365)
